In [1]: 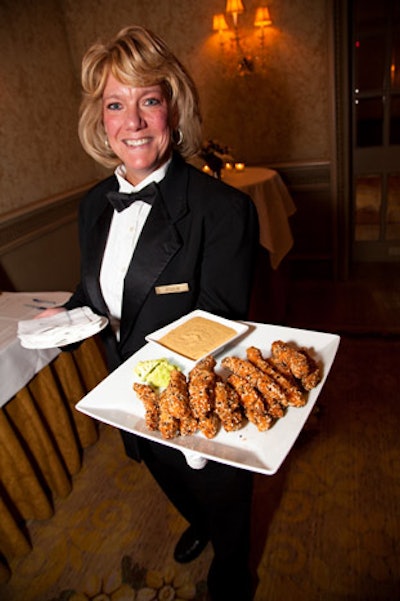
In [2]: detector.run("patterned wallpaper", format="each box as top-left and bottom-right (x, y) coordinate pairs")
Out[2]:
(0, 0), (98, 215)
(0, 0), (330, 216)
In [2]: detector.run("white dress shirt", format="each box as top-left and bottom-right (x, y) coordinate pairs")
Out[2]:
(100, 160), (170, 338)
(100, 160), (209, 470)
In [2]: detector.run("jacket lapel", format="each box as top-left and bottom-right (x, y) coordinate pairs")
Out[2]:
(119, 154), (188, 347)
(84, 190), (116, 315)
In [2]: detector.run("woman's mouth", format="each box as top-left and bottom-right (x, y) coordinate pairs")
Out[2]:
(124, 138), (149, 147)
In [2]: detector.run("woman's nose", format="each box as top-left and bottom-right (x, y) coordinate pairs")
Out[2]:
(125, 104), (144, 128)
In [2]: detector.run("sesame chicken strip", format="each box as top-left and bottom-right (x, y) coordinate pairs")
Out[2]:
(271, 340), (322, 391)
(158, 390), (180, 439)
(198, 413), (220, 438)
(222, 356), (285, 418)
(227, 374), (272, 431)
(302, 370), (320, 391)
(246, 346), (306, 407)
(299, 351), (322, 390)
(195, 355), (217, 372)
(179, 414), (199, 436)
(188, 358), (217, 419)
(164, 369), (191, 419)
(188, 369), (215, 418)
(214, 381), (244, 432)
(271, 340), (310, 379)
(133, 383), (160, 430)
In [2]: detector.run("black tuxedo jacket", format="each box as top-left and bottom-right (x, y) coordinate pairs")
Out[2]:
(66, 152), (259, 372)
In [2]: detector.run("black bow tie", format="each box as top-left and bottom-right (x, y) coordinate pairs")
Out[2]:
(106, 182), (159, 212)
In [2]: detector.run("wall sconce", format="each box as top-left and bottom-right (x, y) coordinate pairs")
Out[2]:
(254, 6), (272, 68)
(213, 13), (229, 51)
(226, 0), (245, 27)
(212, 1), (272, 76)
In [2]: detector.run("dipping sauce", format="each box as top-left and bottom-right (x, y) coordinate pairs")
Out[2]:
(158, 316), (237, 360)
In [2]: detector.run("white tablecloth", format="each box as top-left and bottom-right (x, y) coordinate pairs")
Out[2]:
(223, 167), (296, 269)
(0, 291), (71, 406)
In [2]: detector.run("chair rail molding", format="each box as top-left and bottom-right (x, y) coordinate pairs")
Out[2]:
(0, 182), (99, 255)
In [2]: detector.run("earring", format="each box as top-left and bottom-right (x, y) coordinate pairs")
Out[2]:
(174, 128), (184, 146)
(105, 137), (110, 148)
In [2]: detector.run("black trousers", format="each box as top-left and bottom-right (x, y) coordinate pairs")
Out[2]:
(122, 431), (254, 601)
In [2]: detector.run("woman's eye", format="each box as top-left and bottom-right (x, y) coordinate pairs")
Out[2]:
(144, 97), (161, 106)
(106, 102), (122, 110)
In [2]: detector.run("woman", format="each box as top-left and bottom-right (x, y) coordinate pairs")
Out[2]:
(56, 25), (259, 601)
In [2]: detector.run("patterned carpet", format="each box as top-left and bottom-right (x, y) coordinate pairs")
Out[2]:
(1, 333), (400, 601)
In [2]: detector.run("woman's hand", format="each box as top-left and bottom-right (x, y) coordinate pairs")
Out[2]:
(34, 307), (67, 320)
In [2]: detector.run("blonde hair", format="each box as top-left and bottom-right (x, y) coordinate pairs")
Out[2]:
(78, 25), (202, 167)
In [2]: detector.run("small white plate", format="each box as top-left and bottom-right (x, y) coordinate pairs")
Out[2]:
(145, 309), (249, 362)
(77, 322), (340, 475)
(18, 307), (109, 349)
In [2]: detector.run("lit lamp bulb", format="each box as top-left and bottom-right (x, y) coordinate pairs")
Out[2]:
(213, 13), (229, 51)
(213, 13), (229, 33)
(226, 0), (244, 27)
(254, 6), (272, 28)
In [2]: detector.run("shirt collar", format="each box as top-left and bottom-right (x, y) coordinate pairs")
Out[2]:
(115, 158), (172, 193)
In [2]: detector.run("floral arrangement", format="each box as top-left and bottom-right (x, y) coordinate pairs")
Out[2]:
(199, 139), (235, 178)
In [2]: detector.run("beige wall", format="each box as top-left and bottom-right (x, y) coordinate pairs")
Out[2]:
(0, 0), (98, 215)
(0, 0), (332, 291)
(1, 221), (80, 291)
(0, 0), (330, 215)
(62, 0), (330, 166)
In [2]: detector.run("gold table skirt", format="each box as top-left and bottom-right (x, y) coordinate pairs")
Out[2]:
(0, 336), (108, 582)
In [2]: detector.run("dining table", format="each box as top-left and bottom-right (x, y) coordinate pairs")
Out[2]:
(0, 291), (108, 583)
(222, 166), (296, 270)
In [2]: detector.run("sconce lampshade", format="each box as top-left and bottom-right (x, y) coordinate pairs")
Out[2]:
(213, 13), (229, 32)
(254, 6), (272, 27)
(226, 0), (245, 16)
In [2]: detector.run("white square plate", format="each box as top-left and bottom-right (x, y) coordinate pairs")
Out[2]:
(144, 309), (249, 362)
(76, 322), (340, 475)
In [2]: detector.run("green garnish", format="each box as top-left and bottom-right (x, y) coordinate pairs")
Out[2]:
(134, 358), (181, 388)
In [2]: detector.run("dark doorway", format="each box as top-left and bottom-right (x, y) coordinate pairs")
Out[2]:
(351, 0), (400, 261)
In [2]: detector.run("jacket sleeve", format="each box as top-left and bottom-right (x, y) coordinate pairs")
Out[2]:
(63, 179), (114, 315)
(63, 200), (92, 312)
(63, 282), (90, 311)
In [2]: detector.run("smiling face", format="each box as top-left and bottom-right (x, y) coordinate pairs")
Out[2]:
(102, 74), (175, 185)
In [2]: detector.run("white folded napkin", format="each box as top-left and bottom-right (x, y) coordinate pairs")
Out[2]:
(181, 449), (208, 470)
(17, 307), (108, 349)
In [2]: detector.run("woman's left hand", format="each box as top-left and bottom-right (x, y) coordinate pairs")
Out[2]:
(34, 307), (67, 320)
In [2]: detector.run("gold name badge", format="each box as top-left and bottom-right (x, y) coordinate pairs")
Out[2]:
(155, 283), (190, 295)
